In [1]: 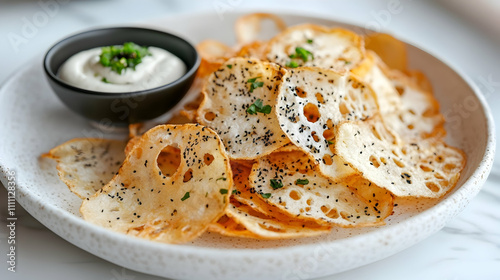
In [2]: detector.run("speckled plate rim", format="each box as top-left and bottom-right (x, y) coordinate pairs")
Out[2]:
(0, 10), (495, 280)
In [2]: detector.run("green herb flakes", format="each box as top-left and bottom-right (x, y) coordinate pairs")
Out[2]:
(270, 179), (283, 190)
(261, 193), (272, 199)
(220, 188), (228, 194)
(181, 192), (190, 201)
(247, 98), (272, 115)
(247, 77), (264, 93)
(295, 179), (309, 185)
(289, 47), (314, 62)
(286, 61), (299, 68)
(100, 42), (151, 74)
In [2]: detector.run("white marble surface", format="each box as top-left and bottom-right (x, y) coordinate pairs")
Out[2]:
(0, 0), (499, 279)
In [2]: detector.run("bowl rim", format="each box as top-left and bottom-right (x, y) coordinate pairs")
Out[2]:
(43, 26), (201, 97)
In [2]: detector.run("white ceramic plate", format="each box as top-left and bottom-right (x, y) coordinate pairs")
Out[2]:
(0, 12), (495, 280)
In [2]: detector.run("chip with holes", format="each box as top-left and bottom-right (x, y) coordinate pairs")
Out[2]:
(276, 67), (378, 180)
(80, 124), (232, 244)
(365, 32), (407, 71)
(197, 57), (289, 159)
(235, 12), (287, 45)
(352, 51), (444, 139)
(249, 149), (393, 226)
(351, 51), (401, 115)
(226, 201), (330, 239)
(197, 40), (235, 63)
(125, 137), (181, 176)
(265, 24), (365, 71)
(156, 145), (182, 177)
(230, 161), (268, 211)
(43, 138), (126, 199)
(384, 70), (445, 139)
(335, 119), (465, 198)
(231, 160), (292, 218)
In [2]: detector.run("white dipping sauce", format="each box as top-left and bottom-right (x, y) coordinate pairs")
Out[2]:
(58, 46), (186, 92)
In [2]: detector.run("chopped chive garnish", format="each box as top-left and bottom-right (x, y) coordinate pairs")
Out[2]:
(295, 179), (309, 185)
(247, 77), (264, 93)
(270, 179), (283, 190)
(289, 47), (314, 62)
(181, 192), (190, 201)
(261, 193), (272, 199)
(99, 42), (151, 74)
(247, 99), (272, 115)
(286, 61), (299, 68)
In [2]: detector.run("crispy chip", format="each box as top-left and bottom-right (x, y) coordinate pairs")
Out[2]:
(231, 161), (264, 210)
(197, 58), (225, 78)
(163, 59), (223, 127)
(276, 67), (378, 180)
(128, 123), (143, 138)
(236, 41), (267, 59)
(351, 51), (401, 114)
(179, 59), (223, 118)
(385, 70), (445, 139)
(197, 57), (289, 159)
(265, 24), (365, 71)
(43, 138), (126, 199)
(166, 95), (205, 125)
(335, 119), (465, 198)
(226, 201), (330, 239)
(231, 161), (290, 218)
(353, 52), (445, 139)
(249, 150), (393, 226)
(273, 142), (302, 153)
(208, 214), (259, 239)
(365, 32), (407, 71)
(126, 137), (181, 176)
(80, 124), (232, 243)
(124, 136), (140, 155)
(231, 160), (339, 230)
(156, 145), (181, 176)
(235, 13), (287, 45)
(404, 70), (433, 93)
(197, 40), (235, 62)
(165, 111), (195, 125)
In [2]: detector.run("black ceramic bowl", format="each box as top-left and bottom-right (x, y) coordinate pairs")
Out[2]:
(44, 27), (200, 125)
